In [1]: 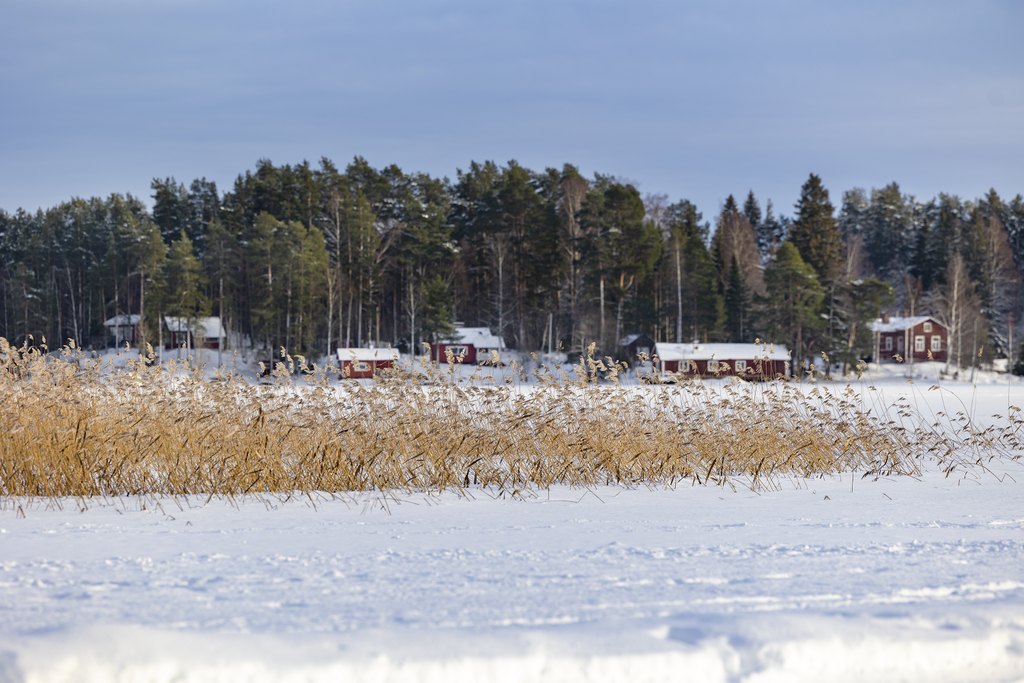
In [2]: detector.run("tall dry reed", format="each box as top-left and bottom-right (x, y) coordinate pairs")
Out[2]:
(1, 338), (1020, 501)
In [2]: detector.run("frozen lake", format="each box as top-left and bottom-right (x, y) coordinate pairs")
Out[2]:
(1, 375), (1023, 682)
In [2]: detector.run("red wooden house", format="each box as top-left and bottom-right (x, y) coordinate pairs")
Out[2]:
(653, 342), (791, 380)
(869, 315), (947, 363)
(336, 347), (399, 379)
(429, 326), (507, 364)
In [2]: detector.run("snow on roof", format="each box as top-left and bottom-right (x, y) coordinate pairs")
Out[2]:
(103, 314), (141, 327)
(619, 334), (651, 347)
(163, 316), (223, 338)
(453, 327), (506, 349)
(653, 342), (790, 362)
(869, 316), (938, 333)
(336, 347), (400, 362)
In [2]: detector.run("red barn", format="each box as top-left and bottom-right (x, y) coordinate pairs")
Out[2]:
(869, 315), (947, 363)
(430, 326), (507, 365)
(336, 347), (399, 379)
(653, 343), (791, 380)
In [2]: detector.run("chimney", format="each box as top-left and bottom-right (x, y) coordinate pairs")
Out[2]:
(882, 313), (890, 324)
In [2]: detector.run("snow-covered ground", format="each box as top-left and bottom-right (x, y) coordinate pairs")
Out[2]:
(1, 373), (1023, 682)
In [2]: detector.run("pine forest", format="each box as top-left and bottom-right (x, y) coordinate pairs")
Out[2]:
(2, 157), (1023, 374)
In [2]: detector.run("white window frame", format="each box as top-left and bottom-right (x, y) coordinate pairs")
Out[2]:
(446, 345), (469, 357)
(923, 321), (932, 333)
(915, 335), (925, 353)
(353, 361), (370, 372)
(930, 335), (942, 352)
(707, 359), (719, 373)
(734, 359), (747, 373)
(884, 336), (893, 351)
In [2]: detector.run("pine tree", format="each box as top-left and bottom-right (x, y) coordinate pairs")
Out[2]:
(755, 199), (784, 264)
(837, 188), (869, 242)
(151, 178), (191, 245)
(667, 204), (722, 343)
(418, 274), (456, 349)
(759, 242), (824, 373)
(839, 277), (893, 370)
(724, 256), (750, 341)
(865, 182), (913, 280)
(163, 230), (207, 349)
(580, 180), (661, 350)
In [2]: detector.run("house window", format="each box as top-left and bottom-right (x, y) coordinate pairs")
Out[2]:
(707, 359), (719, 373)
(446, 345), (468, 357)
(931, 336), (942, 352)
(353, 361), (370, 372)
(915, 336), (925, 352)
(884, 336), (893, 351)
(734, 360), (747, 373)
(923, 321), (932, 333)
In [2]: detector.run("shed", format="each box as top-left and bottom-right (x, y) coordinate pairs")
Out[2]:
(654, 342), (790, 380)
(869, 315), (947, 363)
(103, 314), (141, 347)
(336, 347), (400, 379)
(163, 316), (224, 350)
(618, 334), (656, 365)
(430, 326), (507, 364)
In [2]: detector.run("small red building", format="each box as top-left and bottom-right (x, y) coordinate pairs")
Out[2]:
(653, 343), (791, 380)
(430, 326), (507, 365)
(869, 315), (947, 363)
(336, 347), (399, 379)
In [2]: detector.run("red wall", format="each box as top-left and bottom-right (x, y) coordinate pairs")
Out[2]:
(340, 359), (395, 379)
(429, 343), (477, 364)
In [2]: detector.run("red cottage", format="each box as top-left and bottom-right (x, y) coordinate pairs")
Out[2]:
(430, 326), (507, 365)
(869, 315), (947, 363)
(653, 343), (791, 380)
(336, 347), (400, 379)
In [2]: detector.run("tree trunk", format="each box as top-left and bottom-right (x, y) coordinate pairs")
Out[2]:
(675, 239), (683, 343)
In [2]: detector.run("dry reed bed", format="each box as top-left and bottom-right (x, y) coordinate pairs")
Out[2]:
(1, 340), (1021, 499)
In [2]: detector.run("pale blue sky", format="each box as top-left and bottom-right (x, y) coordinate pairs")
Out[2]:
(2, 0), (1022, 219)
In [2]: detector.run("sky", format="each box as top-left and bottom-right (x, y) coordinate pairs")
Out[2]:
(2, 0), (1023, 220)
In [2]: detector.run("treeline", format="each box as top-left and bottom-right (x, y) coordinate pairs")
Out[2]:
(1, 157), (1022, 371)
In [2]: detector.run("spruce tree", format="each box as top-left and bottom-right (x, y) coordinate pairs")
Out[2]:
(742, 190), (761, 236)
(789, 174), (844, 288)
